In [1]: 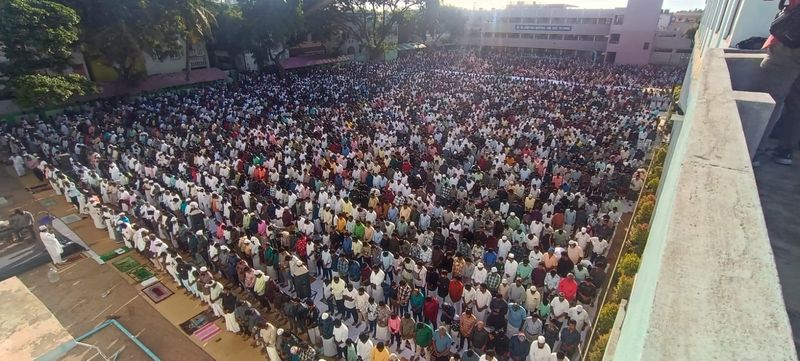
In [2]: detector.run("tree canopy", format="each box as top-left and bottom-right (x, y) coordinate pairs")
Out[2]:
(61, 0), (185, 83)
(0, 0), (472, 108)
(239, 0), (304, 69)
(0, 0), (94, 108)
(332, 0), (425, 58)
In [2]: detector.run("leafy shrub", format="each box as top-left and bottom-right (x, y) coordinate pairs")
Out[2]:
(585, 332), (611, 361)
(618, 253), (641, 277)
(628, 223), (650, 255)
(595, 302), (619, 335)
(645, 177), (661, 193)
(634, 195), (655, 224)
(613, 274), (635, 301)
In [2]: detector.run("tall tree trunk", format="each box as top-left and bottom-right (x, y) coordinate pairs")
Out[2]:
(185, 36), (191, 82)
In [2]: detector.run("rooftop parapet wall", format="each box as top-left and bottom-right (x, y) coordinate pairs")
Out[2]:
(611, 48), (797, 361)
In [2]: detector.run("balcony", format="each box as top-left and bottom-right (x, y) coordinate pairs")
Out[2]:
(598, 46), (797, 360)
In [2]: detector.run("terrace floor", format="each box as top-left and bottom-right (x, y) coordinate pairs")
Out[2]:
(755, 157), (800, 352)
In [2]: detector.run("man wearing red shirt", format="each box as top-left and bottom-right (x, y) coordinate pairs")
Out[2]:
(448, 276), (464, 314)
(423, 296), (440, 327)
(758, 0), (800, 165)
(557, 273), (578, 302)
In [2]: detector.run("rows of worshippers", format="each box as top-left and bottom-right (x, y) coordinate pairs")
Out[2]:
(3, 49), (671, 361)
(396, 49), (685, 89)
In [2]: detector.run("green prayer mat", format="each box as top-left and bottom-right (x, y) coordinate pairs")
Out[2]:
(112, 256), (141, 273)
(100, 247), (131, 262)
(127, 265), (155, 283)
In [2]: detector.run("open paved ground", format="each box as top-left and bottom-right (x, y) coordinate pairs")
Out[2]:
(0, 165), (258, 360)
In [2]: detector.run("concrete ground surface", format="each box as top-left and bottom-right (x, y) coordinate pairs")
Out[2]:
(0, 167), (263, 361)
(755, 160), (800, 351)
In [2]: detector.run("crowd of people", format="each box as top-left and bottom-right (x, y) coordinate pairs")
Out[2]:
(4, 48), (674, 361)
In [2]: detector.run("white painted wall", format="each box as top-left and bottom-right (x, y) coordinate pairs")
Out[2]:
(144, 42), (211, 76)
(143, 51), (185, 76)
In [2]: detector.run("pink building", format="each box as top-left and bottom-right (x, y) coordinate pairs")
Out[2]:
(605, 0), (664, 65)
(461, 0), (688, 65)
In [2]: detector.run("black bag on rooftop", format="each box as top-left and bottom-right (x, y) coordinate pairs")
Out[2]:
(770, 0), (800, 48)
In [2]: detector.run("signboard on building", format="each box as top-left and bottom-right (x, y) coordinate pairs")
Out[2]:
(514, 25), (573, 31)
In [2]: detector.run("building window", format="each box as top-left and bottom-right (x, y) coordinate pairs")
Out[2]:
(676, 49), (692, 53)
(469, 30), (480, 37)
(509, 17), (521, 23)
(500, 17), (509, 23)
(536, 17), (550, 24)
(613, 15), (624, 25)
(567, 18), (579, 24)
(654, 48), (673, 53)
(549, 34), (563, 40)
(564, 35), (578, 41)
(509, 33), (521, 38)
(725, 0), (743, 38)
(496, 33), (508, 38)
(715, 0), (731, 33)
(657, 33), (677, 38)
(581, 18), (598, 24)
(521, 33), (534, 39)
(535, 34), (548, 40)
(609, 33), (620, 44)
(643, 42), (650, 50)
(523, 17), (535, 23)
(595, 35), (609, 42)
(578, 35), (594, 41)
(551, 18), (565, 24)
(484, 32), (493, 38)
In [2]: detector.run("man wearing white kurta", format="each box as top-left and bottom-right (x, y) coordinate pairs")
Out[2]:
(474, 286), (492, 322)
(11, 154), (25, 177)
(529, 335), (552, 361)
(39, 226), (64, 264)
(209, 281), (224, 317)
(261, 322), (279, 361)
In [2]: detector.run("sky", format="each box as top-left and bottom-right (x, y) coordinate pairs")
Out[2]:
(444, 0), (703, 12)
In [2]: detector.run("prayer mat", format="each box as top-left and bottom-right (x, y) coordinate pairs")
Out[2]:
(59, 214), (82, 225)
(111, 256), (141, 273)
(142, 282), (173, 304)
(193, 322), (222, 342)
(39, 199), (57, 207)
(140, 277), (159, 287)
(100, 247), (131, 262)
(26, 184), (51, 194)
(180, 309), (218, 335)
(54, 252), (87, 269)
(127, 265), (155, 283)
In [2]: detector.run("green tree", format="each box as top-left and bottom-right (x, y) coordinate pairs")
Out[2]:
(0, 0), (94, 108)
(303, 0), (344, 43)
(208, 3), (247, 64)
(240, 0), (304, 70)
(419, 3), (466, 44)
(171, 0), (217, 81)
(332, 0), (426, 60)
(9, 74), (95, 109)
(62, 0), (184, 84)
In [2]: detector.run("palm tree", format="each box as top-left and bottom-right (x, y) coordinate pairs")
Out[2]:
(176, 0), (216, 82)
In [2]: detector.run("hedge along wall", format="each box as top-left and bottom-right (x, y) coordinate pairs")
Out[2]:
(583, 144), (668, 361)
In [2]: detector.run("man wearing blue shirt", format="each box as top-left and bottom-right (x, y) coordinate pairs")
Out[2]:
(483, 249), (498, 268)
(432, 325), (453, 359)
(507, 302), (527, 336)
